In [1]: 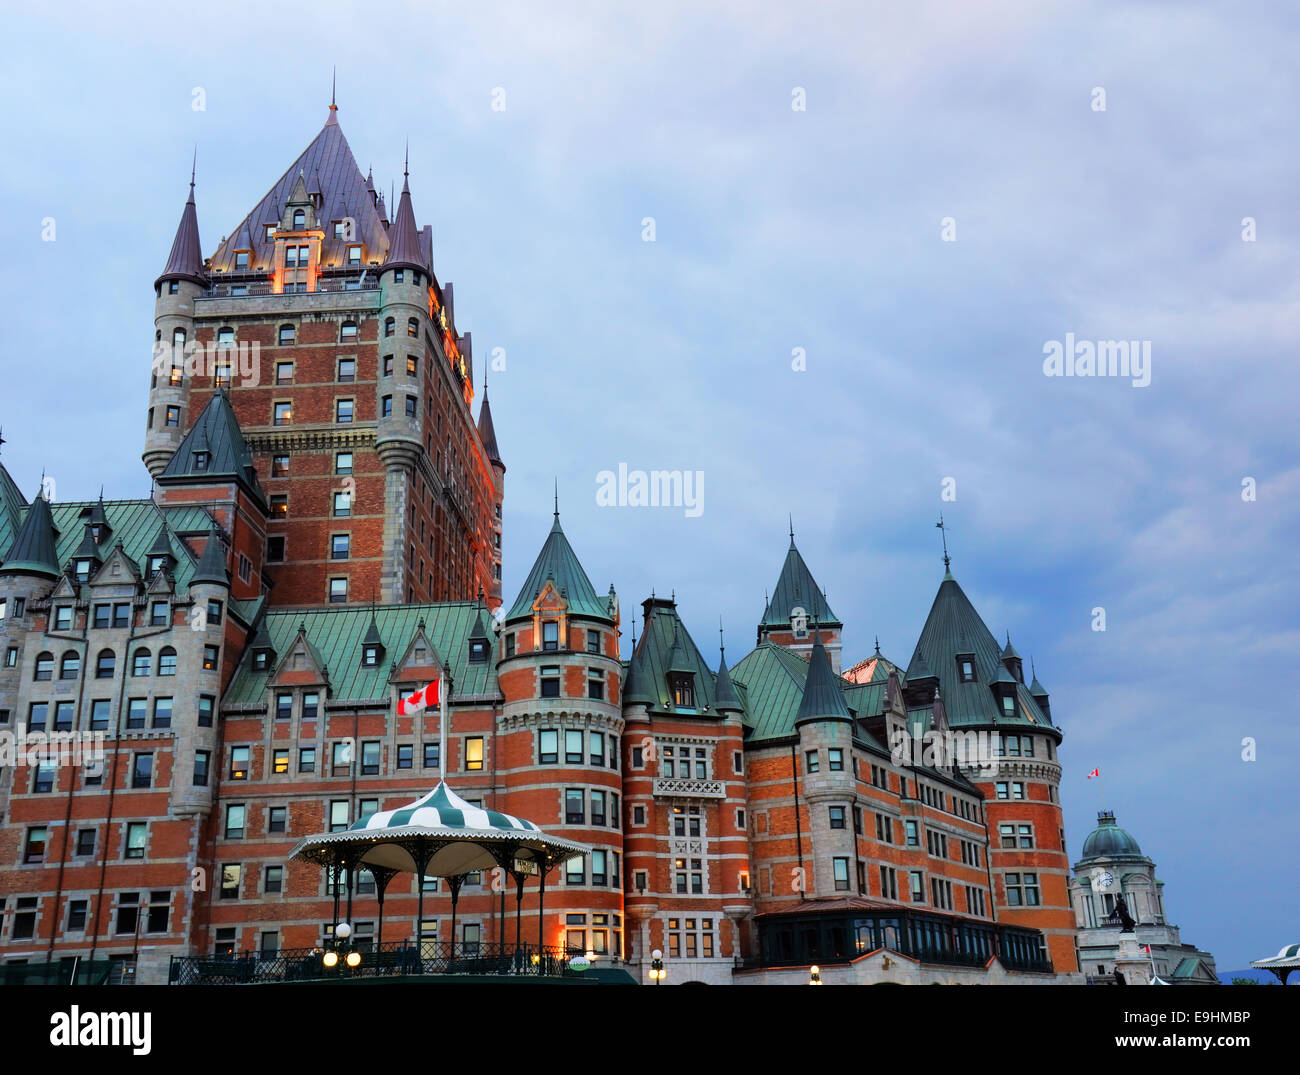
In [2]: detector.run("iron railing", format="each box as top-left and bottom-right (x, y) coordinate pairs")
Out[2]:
(168, 941), (585, 985)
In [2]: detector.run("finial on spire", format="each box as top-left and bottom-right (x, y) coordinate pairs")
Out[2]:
(553, 478), (559, 519)
(404, 138), (409, 178)
(0, 426), (5, 454)
(789, 513), (795, 545)
(719, 616), (726, 659)
(331, 67), (337, 109)
(190, 146), (196, 191)
(936, 513), (951, 570)
(874, 635), (881, 656)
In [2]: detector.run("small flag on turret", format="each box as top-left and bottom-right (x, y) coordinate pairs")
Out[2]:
(398, 679), (440, 716)
(1086, 767), (1100, 778)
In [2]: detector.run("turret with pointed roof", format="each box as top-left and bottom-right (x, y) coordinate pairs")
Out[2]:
(506, 512), (609, 623)
(794, 634), (852, 727)
(757, 524), (844, 673)
(190, 525), (230, 587)
(0, 488), (60, 578)
(156, 173), (208, 290)
(383, 156), (428, 276)
(477, 391), (504, 470)
(157, 392), (265, 506)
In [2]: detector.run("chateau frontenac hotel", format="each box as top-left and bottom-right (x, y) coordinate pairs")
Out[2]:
(0, 102), (1086, 986)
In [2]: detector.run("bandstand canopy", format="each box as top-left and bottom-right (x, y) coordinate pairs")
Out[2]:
(289, 781), (589, 877)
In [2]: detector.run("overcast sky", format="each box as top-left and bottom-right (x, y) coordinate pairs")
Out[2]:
(1, 1), (1296, 972)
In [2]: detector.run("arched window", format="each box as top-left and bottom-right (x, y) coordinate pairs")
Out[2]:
(384, 317), (395, 337)
(95, 649), (116, 679)
(34, 652), (53, 681)
(407, 318), (418, 338)
(293, 209), (305, 228)
(158, 647), (178, 676)
(60, 651), (81, 680)
(340, 320), (357, 342)
(132, 648), (151, 676)
(279, 324), (296, 345)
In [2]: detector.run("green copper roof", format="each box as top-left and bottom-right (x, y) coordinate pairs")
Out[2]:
(842, 679), (887, 719)
(760, 538), (840, 629)
(190, 525), (230, 586)
(224, 602), (500, 706)
(794, 635), (852, 725)
(506, 513), (610, 622)
(1079, 811), (1144, 860)
(730, 642), (815, 742)
(40, 499), (209, 592)
(0, 492), (60, 578)
(626, 600), (727, 715)
(713, 650), (742, 711)
(159, 391), (265, 502)
(0, 463), (26, 552)
(905, 572), (1054, 732)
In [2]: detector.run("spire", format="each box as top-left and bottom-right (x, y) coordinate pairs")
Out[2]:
(554, 479), (559, 520)
(0, 489), (60, 578)
(156, 164), (208, 289)
(714, 622), (742, 713)
(760, 533), (840, 629)
(326, 67), (338, 124)
(1001, 632), (1021, 661)
(158, 392), (264, 502)
(788, 514), (795, 548)
(382, 150), (426, 273)
(190, 524), (230, 587)
(794, 634), (852, 725)
(1029, 657), (1049, 698)
(505, 512), (607, 622)
(476, 391), (503, 469)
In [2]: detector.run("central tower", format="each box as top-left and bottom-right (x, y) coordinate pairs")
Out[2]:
(145, 102), (503, 609)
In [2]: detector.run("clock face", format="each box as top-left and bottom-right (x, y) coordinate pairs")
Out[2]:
(1090, 868), (1114, 891)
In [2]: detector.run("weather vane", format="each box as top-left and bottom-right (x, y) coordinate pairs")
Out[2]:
(936, 513), (952, 570)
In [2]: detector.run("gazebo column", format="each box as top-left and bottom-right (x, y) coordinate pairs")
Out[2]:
(330, 862), (341, 933)
(370, 867), (399, 953)
(537, 860), (548, 974)
(448, 874), (465, 960)
(343, 851), (359, 927)
(411, 839), (433, 959)
(513, 871), (527, 953)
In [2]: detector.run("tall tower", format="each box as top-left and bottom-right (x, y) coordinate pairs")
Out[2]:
(146, 101), (500, 609)
(904, 564), (1077, 972)
(145, 169), (207, 478)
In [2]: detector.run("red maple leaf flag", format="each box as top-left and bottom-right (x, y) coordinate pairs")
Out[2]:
(1086, 767), (1100, 779)
(398, 679), (440, 716)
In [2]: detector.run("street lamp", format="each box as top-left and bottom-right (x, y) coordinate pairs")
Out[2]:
(650, 948), (665, 985)
(809, 965), (822, 986)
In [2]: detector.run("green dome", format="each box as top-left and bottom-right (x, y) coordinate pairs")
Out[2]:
(1080, 811), (1143, 859)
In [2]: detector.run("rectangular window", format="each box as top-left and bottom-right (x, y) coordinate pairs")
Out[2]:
(565, 856), (584, 885)
(302, 692), (319, 720)
(331, 533), (350, 559)
(264, 866), (284, 894)
(590, 790), (606, 826)
(299, 747), (316, 773)
(905, 819), (919, 847)
(397, 744), (413, 770)
(361, 740), (380, 775)
(193, 750), (210, 786)
(464, 737), (483, 771)
(203, 644), (219, 671)
(329, 800), (350, 833)
(541, 666), (561, 698)
(833, 857), (850, 892)
(381, 395), (392, 417)
(538, 729), (558, 764)
(804, 750), (819, 774)
(587, 672), (604, 700)
(564, 729), (583, 763)
(828, 748), (844, 771)
(230, 746), (250, 780)
(53, 701), (74, 731)
(333, 492), (351, 517)
(336, 398), (354, 423)
(131, 753), (153, 789)
(329, 577), (348, 603)
(565, 789), (584, 825)
(423, 742), (440, 769)
(332, 741), (352, 776)
(125, 822), (147, 859)
(335, 451), (353, 475)
(829, 805), (846, 829)
(274, 400), (292, 424)
(198, 695), (214, 727)
(225, 804), (246, 839)
(220, 864), (241, 900)
(910, 870), (925, 903)
(267, 535), (285, 562)
(404, 396), (417, 418)
(267, 806), (287, 834)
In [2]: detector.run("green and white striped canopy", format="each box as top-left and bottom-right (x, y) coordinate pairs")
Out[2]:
(289, 781), (589, 878)
(350, 782), (542, 834)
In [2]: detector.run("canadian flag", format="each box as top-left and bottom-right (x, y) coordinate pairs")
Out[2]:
(1086, 767), (1100, 779)
(398, 679), (440, 716)
(1144, 944), (1152, 955)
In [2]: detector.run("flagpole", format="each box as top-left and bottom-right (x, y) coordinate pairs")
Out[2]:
(439, 676), (446, 779)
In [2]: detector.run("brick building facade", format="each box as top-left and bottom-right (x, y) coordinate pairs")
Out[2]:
(0, 104), (1080, 985)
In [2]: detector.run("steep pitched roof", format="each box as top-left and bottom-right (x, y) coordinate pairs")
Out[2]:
(794, 635), (852, 725)
(208, 110), (391, 273)
(761, 537), (840, 628)
(158, 392), (264, 501)
(156, 179), (208, 289)
(626, 599), (723, 714)
(730, 642), (815, 742)
(0, 462), (26, 554)
(190, 525), (230, 586)
(713, 650), (742, 711)
(905, 572), (1054, 732)
(476, 392), (503, 468)
(383, 172), (427, 274)
(0, 492), (60, 578)
(506, 514), (609, 621)
(225, 602), (500, 705)
(42, 499), (203, 590)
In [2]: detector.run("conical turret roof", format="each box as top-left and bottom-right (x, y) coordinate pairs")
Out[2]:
(156, 178), (208, 289)
(477, 392), (503, 468)
(761, 533), (840, 628)
(506, 512), (607, 621)
(713, 651), (742, 712)
(383, 172), (427, 274)
(0, 490), (60, 578)
(794, 634), (852, 725)
(159, 392), (264, 502)
(190, 525), (230, 587)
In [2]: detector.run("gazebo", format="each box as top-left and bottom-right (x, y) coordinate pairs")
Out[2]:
(1251, 942), (1300, 985)
(290, 781), (589, 973)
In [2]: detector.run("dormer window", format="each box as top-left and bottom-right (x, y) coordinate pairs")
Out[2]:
(90, 524), (105, 543)
(333, 221), (347, 239)
(147, 555), (167, 575)
(293, 209), (306, 229)
(361, 644), (380, 668)
(669, 673), (695, 709)
(193, 451), (210, 472)
(347, 245), (362, 265)
(414, 645), (426, 662)
(468, 639), (488, 663)
(75, 560), (93, 582)
(234, 251), (250, 270)
(253, 650), (271, 672)
(265, 224), (276, 242)
(957, 655), (976, 683)
(1002, 693), (1017, 717)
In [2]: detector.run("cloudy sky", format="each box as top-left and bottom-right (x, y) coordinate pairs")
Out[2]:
(1, 1), (1296, 972)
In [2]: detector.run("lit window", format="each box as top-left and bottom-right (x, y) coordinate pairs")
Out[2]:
(274, 401), (292, 425)
(464, 737), (484, 771)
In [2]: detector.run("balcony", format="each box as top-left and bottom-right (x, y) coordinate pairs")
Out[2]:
(653, 777), (726, 799)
